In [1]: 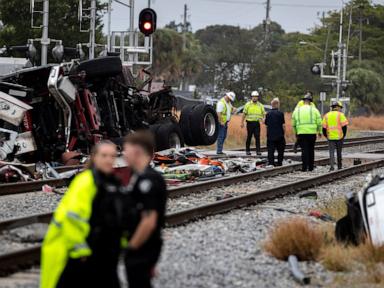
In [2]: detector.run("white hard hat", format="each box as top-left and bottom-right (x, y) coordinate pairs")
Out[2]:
(226, 91), (236, 102)
(251, 91), (259, 97)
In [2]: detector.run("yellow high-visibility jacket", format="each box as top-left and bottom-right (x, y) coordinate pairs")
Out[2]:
(322, 111), (349, 140)
(40, 169), (98, 288)
(292, 105), (322, 135)
(243, 101), (265, 122)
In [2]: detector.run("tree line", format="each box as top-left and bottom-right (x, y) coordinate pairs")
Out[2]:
(0, 0), (382, 114)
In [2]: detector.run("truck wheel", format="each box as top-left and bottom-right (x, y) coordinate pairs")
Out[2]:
(154, 122), (184, 151)
(179, 105), (197, 146)
(190, 104), (219, 146)
(77, 56), (122, 79)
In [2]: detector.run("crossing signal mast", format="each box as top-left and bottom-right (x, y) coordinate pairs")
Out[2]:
(105, 1), (157, 69)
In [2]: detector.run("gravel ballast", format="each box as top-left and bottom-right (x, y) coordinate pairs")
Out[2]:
(1, 146), (384, 287)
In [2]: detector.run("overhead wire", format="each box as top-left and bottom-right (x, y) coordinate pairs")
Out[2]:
(199, 0), (341, 9)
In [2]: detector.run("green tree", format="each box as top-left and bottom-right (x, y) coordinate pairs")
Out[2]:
(0, 0), (106, 63)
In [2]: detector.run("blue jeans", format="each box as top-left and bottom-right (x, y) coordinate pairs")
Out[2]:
(216, 123), (228, 153)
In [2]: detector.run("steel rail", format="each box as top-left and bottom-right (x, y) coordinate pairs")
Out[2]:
(0, 136), (382, 196)
(0, 158), (331, 234)
(167, 158), (329, 198)
(1, 158), (384, 274)
(232, 135), (384, 152)
(166, 158), (384, 226)
(0, 246), (40, 276)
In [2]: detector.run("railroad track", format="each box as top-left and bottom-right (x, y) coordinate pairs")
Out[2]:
(1, 158), (384, 275)
(233, 135), (384, 153)
(1, 135), (383, 197)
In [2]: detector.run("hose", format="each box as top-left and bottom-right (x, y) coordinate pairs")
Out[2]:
(288, 255), (310, 285)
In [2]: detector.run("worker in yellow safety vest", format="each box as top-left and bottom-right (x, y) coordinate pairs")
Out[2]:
(216, 91), (236, 155)
(241, 91), (265, 155)
(292, 93), (322, 171)
(322, 101), (349, 171)
(293, 91), (316, 153)
(41, 141), (122, 288)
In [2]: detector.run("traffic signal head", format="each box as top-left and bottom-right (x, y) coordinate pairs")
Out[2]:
(139, 8), (157, 36)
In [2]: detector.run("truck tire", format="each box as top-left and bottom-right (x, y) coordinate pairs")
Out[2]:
(179, 105), (197, 146)
(190, 104), (219, 146)
(77, 56), (122, 79)
(153, 122), (184, 151)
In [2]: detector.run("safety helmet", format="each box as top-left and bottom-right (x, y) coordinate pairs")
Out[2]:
(225, 91), (236, 102)
(251, 91), (259, 97)
(331, 101), (343, 108)
(302, 92), (313, 102)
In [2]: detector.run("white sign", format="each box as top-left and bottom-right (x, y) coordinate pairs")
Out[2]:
(320, 92), (327, 101)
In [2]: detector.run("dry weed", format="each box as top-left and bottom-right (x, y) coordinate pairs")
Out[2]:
(264, 217), (324, 261)
(320, 244), (357, 272)
(319, 198), (347, 222)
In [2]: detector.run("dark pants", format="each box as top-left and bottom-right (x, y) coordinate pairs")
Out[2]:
(216, 123), (228, 153)
(246, 121), (261, 153)
(329, 139), (343, 169)
(57, 257), (120, 288)
(267, 138), (286, 166)
(298, 134), (316, 171)
(126, 261), (154, 288)
(125, 248), (161, 288)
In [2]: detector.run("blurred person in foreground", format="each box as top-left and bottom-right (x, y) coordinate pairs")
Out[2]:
(122, 131), (167, 288)
(265, 98), (285, 166)
(216, 91), (236, 155)
(41, 141), (121, 288)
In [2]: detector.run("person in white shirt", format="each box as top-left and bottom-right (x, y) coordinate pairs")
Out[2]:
(216, 91), (236, 155)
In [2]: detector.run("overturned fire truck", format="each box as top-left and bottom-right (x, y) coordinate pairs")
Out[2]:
(0, 56), (219, 164)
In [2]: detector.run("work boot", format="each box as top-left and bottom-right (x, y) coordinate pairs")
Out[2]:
(246, 151), (251, 156)
(329, 167), (335, 172)
(217, 152), (226, 156)
(256, 152), (262, 156)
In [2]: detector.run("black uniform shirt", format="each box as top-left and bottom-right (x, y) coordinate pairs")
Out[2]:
(124, 166), (167, 260)
(265, 108), (285, 141)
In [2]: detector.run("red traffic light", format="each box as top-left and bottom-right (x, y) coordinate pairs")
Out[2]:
(139, 8), (157, 36)
(143, 22), (152, 30)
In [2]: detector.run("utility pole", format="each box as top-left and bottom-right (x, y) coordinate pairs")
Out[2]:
(41, 0), (49, 65)
(358, 5), (363, 64)
(182, 4), (188, 50)
(89, 0), (96, 59)
(264, 0), (271, 49)
(336, 3), (344, 101)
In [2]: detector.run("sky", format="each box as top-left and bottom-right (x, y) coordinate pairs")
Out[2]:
(103, 0), (384, 34)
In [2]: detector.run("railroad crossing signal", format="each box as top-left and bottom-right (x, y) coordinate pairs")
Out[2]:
(139, 8), (157, 36)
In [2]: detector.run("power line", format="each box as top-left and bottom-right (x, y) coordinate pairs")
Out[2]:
(200, 0), (340, 9)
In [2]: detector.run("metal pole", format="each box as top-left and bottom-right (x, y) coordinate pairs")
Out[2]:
(264, 0), (271, 50)
(358, 7), (363, 64)
(336, 1), (343, 101)
(41, 0), (49, 65)
(148, 0), (151, 8)
(128, 0), (135, 64)
(107, 0), (112, 51)
(89, 0), (96, 59)
(182, 4), (187, 50)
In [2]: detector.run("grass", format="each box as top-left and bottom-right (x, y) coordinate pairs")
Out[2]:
(263, 217), (324, 261)
(221, 114), (384, 149)
(264, 197), (384, 286)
